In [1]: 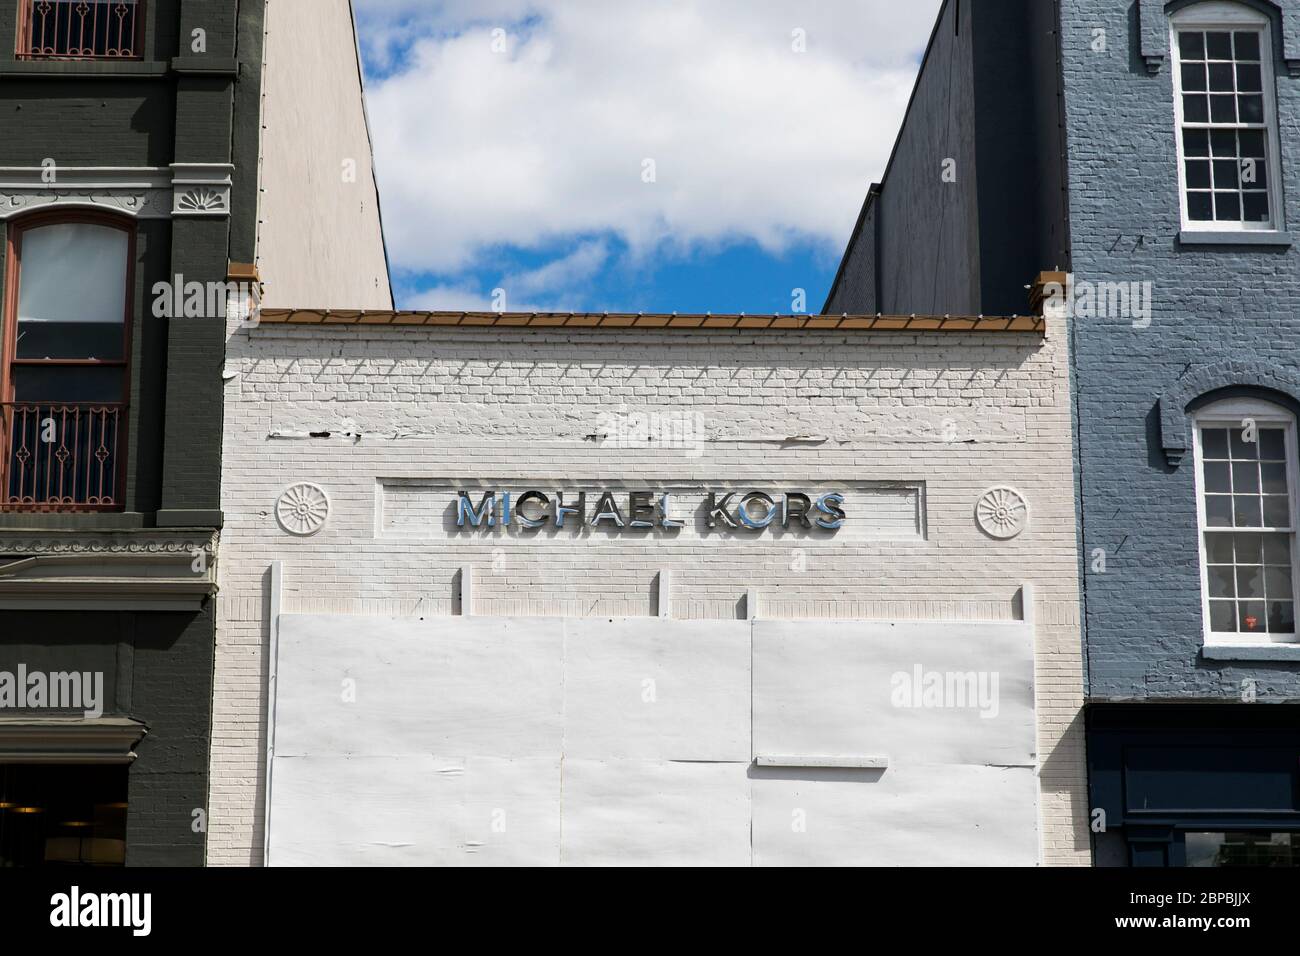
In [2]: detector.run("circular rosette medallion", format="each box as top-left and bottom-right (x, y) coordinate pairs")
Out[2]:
(975, 486), (1028, 540)
(276, 482), (330, 536)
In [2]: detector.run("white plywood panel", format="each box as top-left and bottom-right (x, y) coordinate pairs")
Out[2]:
(561, 759), (750, 866)
(434, 755), (562, 867)
(269, 755), (437, 866)
(752, 620), (1035, 767)
(751, 763), (1038, 866)
(268, 754), (561, 866)
(563, 617), (750, 761)
(269, 614), (1041, 865)
(273, 614), (564, 758)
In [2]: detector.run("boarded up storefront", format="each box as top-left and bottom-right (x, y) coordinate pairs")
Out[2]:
(212, 310), (1088, 865)
(265, 613), (1036, 865)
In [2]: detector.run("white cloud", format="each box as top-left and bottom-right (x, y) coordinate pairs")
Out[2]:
(504, 239), (609, 298)
(401, 239), (609, 312)
(357, 0), (943, 275)
(403, 283), (498, 312)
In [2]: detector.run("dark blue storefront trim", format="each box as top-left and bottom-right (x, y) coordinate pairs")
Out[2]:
(1088, 704), (1300, 866)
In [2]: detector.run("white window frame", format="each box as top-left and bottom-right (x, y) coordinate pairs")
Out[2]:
(1192, 397), (1300, 649)
(1170, 2), (1285, 233)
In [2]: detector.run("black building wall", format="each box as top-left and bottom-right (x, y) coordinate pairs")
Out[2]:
(0, 608), (213, 864)
(824, 0), (1069, 317)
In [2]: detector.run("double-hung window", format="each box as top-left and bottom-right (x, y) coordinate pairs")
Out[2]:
(1194, 399), (1300, 646)
(1171, 3), (1282, 232)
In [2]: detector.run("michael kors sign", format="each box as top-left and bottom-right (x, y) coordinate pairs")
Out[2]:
(454, 490), (846, 532)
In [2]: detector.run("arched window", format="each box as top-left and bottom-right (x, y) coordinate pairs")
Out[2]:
(1, 212), (132, 511)
(1193, 397), (1299, 644)
(1171, 2), (1283, 232)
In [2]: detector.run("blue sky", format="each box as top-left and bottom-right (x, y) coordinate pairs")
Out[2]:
(352, 0), (942, 314)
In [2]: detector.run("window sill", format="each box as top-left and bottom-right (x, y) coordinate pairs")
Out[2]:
(170, 57), (239, 77)
(1178, 230), (1293, 247)
(1202, 642), (1300, 661)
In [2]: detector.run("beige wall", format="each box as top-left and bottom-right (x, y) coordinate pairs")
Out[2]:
(209, 314), (1090, 865)
(256, 0), (392, 309)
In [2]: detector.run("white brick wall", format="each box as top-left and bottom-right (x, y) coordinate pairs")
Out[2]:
(210, 315), (1089, 865)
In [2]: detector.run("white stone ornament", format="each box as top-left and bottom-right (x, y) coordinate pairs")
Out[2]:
(276, 483), (330, 536)
(0, 165), (233, 221)
(176, 186), (227, 213)
(170, 162), (234, 217)
(975, 486), (1028, 539)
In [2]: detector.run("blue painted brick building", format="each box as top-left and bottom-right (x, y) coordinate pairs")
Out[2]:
(827, 0), (1300, 865)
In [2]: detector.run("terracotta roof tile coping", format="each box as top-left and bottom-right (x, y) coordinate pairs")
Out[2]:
(255, 310), (1045, 334)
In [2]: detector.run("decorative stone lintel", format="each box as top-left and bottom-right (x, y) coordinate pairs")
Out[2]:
(1157, 359), (1300, 467)
(0, 164), (234, 221)
(0, 530), (218, 556)
(1140, 0), (1300, 76)
(0, 530), (218, 611)
(0, 166), (171, 220)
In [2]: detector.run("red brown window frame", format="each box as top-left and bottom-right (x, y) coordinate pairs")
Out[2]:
(1, 209), (134, 512)
(15, 0), (145, 61)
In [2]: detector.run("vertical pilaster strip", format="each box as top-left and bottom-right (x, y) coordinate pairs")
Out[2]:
(157, 0), (240, 527)
(263, 560), (283, 867)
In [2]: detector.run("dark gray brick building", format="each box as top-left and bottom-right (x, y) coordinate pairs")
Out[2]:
(0, 0), (388, 866)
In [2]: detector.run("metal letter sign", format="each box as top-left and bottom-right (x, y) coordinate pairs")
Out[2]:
(454, 490), (845, 534)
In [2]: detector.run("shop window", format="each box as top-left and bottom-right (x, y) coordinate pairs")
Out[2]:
(16, 0), (142, 60)
(1171, 3), (1282, 231)
(1, 212), (131, 512)
(1186, 831), (1299, 866)
(1194, 398), (1299, 644)
(0, 764), (127, 866)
